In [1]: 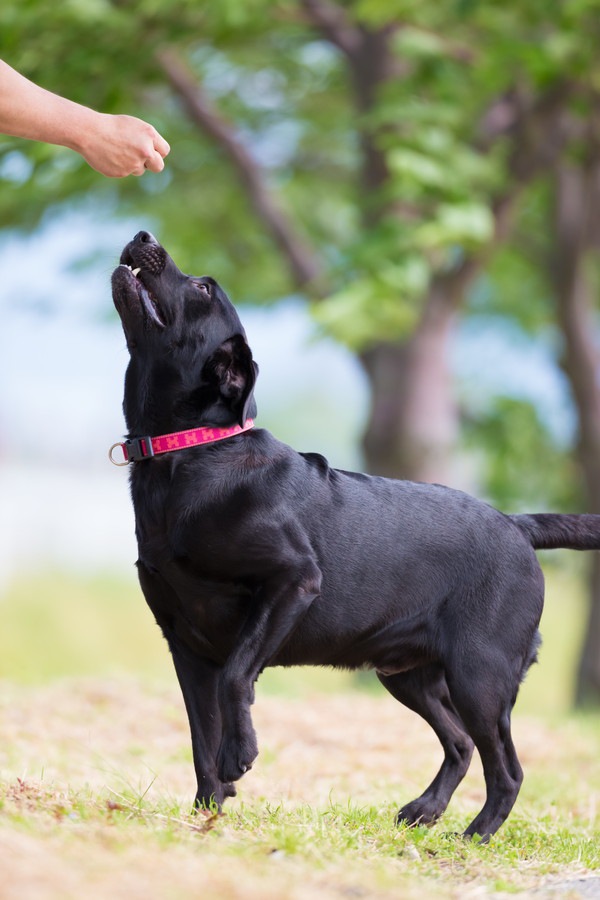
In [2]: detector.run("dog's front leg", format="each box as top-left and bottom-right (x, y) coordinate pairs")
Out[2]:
(136, 562), (234, 810)
(168, 634), (236, 811)
(216, 561), (322, 784)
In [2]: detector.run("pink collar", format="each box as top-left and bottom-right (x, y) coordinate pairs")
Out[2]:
(109, 419), (254, 466)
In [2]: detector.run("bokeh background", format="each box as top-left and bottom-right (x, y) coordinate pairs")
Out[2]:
(1, 0), (600, 714)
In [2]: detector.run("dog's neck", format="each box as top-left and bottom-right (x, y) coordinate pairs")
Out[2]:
(122, 363), (257, 439)
(124, 406), (255, 441)
(110, 419), (255, 465)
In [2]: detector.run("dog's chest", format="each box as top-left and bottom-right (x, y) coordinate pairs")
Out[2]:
(130, 470), (171, 552)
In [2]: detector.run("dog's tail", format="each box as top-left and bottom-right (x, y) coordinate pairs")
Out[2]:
(511, 513), (600, 551)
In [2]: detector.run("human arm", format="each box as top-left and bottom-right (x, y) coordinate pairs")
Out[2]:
(0, 60), (170, 177)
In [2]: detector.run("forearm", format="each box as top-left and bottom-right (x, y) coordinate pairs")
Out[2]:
(0, 60), (169, 177)
(0, 60), (94, 151)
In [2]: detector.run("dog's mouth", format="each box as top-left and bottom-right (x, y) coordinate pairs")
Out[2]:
(113, 233), (170, 329)
(116, 263), (165, 328)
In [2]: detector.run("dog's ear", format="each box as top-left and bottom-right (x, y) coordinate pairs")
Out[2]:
(204, 334), (258, 426)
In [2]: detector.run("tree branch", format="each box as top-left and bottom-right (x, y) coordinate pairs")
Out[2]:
(297, 0), (362, 58)
(156, 48), (323, 292)
(426, 83), (577, 321)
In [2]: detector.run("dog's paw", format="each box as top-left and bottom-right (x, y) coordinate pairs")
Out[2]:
(194, 780), (237, 813)
(396, 799), (441, 828)
(193, 774), (237, 813)
(217, 731), (258, 783)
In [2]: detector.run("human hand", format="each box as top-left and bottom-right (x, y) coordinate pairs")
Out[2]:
(79, 113), (170, 178)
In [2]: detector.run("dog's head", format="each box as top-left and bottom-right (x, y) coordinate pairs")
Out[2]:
(112, 232), (257, 434)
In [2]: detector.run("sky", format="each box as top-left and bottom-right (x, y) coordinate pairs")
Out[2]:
(0, 212), (573, 584)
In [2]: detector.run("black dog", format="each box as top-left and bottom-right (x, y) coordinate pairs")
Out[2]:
(111, 231), (600, 840)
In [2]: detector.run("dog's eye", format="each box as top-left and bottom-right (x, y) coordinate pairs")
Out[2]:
(195, 282), (211, 296)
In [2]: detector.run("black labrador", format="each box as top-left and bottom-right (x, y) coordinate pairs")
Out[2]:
(111, 231), (600, 840)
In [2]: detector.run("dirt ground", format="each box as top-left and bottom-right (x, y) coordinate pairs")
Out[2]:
(0, 677), (598, 899)
(0, 677), (452, 807)
(0, 675), (549, 809)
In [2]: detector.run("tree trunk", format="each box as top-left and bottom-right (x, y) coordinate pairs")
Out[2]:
(360, 276), (463, 483)
(551, 163), (600, 706)
(342, 24), (462, 484)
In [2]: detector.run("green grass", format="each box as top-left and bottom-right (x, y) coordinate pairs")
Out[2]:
(0, 760), (598, 899)
(0, 569), (171, 683)
(0, 562), (598, 898)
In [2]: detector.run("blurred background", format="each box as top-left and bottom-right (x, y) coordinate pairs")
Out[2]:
(1, 0), (599, 714)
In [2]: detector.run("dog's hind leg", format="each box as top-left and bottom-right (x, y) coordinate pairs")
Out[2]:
(445, 662), (524, 842)
(442, 572), (542, 840)
(378, 664), (474, 827)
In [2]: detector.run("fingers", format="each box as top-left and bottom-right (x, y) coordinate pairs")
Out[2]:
(142, 149), (167, 174)
(136, 129), (170, 176)
(153, 131), (170, 160)
(86, 115), (171, 177)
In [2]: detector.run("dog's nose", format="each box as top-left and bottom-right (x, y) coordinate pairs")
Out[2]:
(133, 231), (158, 245)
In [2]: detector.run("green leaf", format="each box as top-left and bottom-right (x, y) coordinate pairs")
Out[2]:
(313, 261), (427, 350)
(393, 26), (448, 60)
(389, 148), (448, 190)
(414, 202), (494, 250)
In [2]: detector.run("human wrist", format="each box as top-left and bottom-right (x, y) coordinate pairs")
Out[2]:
(56, 101), (102, 156)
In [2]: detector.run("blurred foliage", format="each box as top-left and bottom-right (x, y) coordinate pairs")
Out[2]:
(3, 0), (600, 313)
(0, 0), (567, 305)
(0, 0), (600, 298)
(3, 0), (600, 507)
(462, 396), (581, 513)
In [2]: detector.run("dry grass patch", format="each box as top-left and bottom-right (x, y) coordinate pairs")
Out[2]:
(0, 677), (599, 899)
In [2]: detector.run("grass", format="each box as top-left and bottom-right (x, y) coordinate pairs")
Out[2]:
(0, 569), (171, 683)
(0, 680), (599, 899)
(0, 561), (598, 898)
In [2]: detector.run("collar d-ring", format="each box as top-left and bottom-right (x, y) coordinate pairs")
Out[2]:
(108, 442), (130, 466)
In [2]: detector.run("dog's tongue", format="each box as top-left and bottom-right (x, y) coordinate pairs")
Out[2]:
(139, 283), (164, 327)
